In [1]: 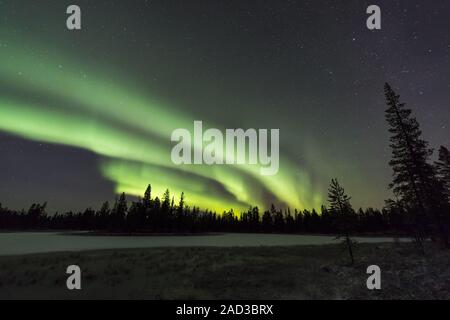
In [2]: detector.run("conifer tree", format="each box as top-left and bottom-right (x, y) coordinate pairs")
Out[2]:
(111, 192), (127, 229)
(384, 83), (446, 248)
(178, 192), (185, 214)
(162, 189), (171, 210)
(328, 178), (356, 264)
(143, 184), (152, 209)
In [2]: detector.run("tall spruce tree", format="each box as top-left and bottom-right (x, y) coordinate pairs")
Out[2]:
(384, 83), (446, 248)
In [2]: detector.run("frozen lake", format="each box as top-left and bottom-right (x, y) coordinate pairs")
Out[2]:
(0, 232), (409, 255)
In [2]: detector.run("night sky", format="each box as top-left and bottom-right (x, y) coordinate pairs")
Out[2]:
(0, 0), (449, 213)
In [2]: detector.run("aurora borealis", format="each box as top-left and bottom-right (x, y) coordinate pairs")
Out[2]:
(0, 33), (313, 212)
(0, 1), (449, 213)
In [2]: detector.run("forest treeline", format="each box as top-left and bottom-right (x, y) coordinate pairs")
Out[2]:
(0, 188), (410, 235)
(0, 83), (449, 247)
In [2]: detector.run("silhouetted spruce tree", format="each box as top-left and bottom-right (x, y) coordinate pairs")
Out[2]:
(262, 210), (272, 232)
(81, 208), (95, 230)
(250, 206), (260, 232)
(97, 201), (110, 229)
(178, 192), (185, 214)
(302, 209), (311, 232)
(111, 192), (127, 230)
(294, 209), (304, 232)
(143, 184), (152, 208)
(271, 204), (284, 232)
(285, 208), (295, 233)
(328, 178), (356, 265)
(174, 192), (185, 231)
(127, 201), (143, 232)
(153, 196), (161, 210)
(162, 189), (171, 211)
(159, 189), (171, 230)
(140, 184), (152, 229)
(384, 83), (447, 248)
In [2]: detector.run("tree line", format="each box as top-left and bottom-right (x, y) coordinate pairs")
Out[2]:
(0, 83), (449, 248)
(0, 187), (406, 235)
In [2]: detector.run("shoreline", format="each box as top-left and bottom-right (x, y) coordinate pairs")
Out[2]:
(0, 232), (412, 256)
(0, 229), (410, 238)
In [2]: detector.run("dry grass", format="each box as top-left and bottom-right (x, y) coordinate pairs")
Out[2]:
(0, 242), (449, 299)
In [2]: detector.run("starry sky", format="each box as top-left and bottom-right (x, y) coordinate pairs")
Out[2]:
(0, 0), (449, 213)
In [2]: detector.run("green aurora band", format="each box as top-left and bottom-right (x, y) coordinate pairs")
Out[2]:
(0, 39), (323, 212)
